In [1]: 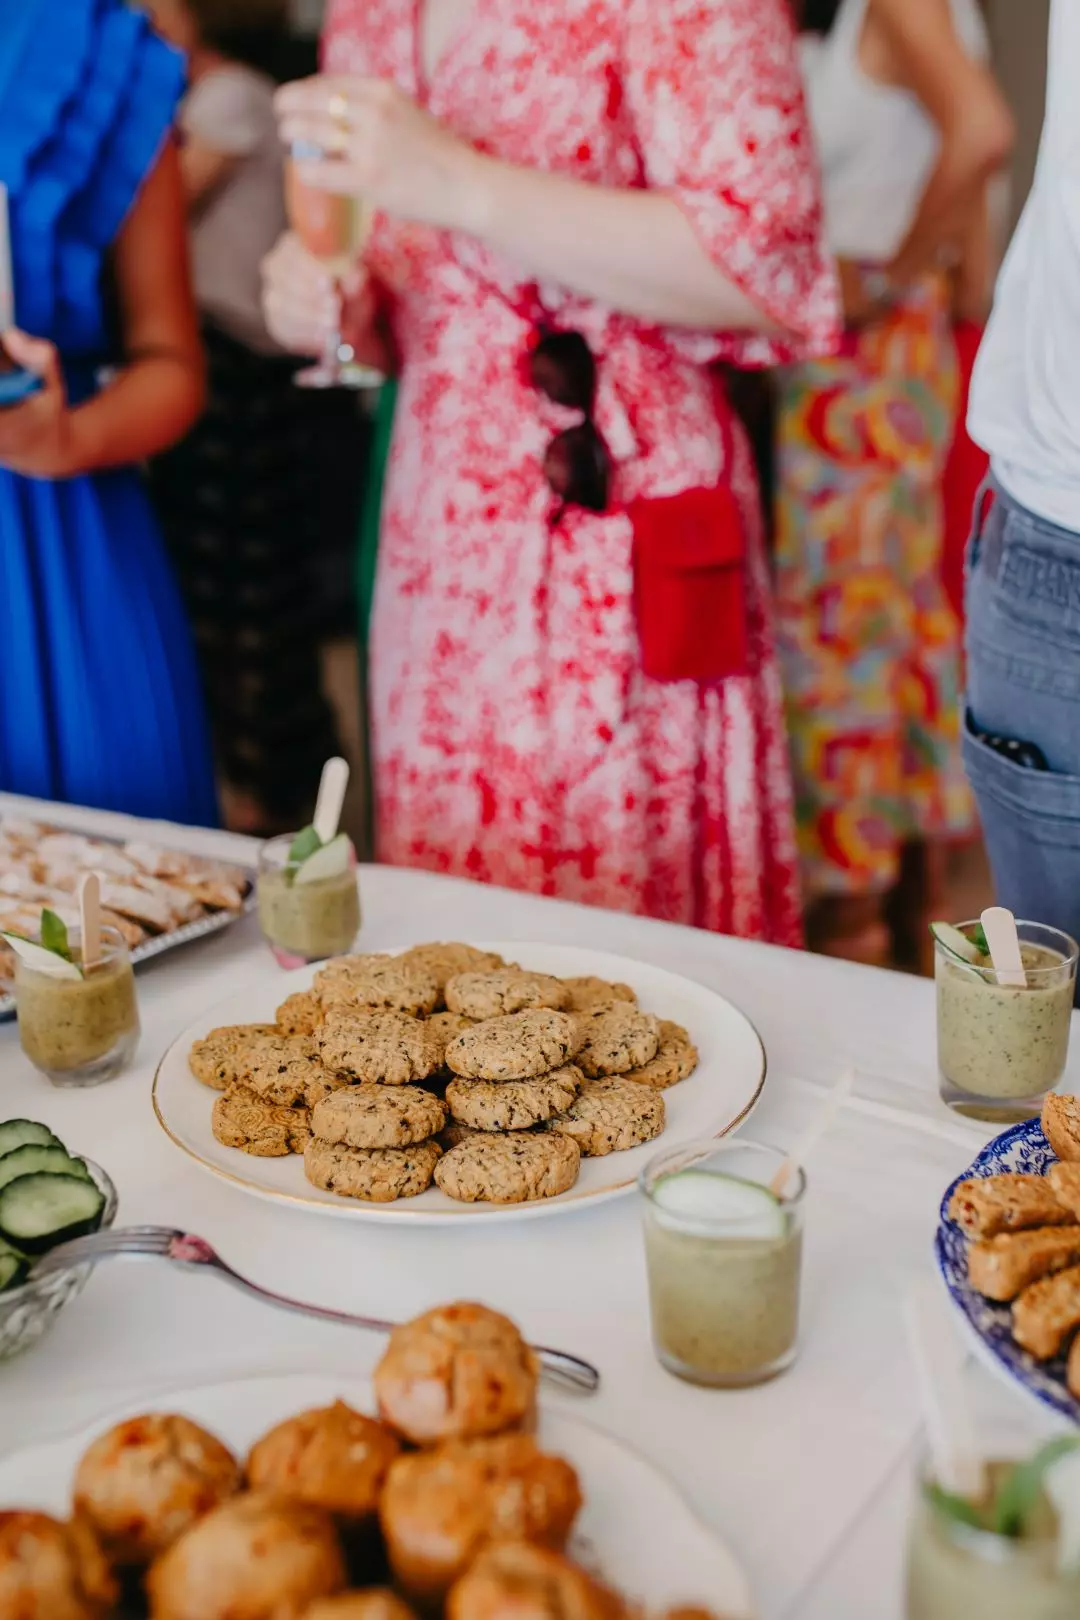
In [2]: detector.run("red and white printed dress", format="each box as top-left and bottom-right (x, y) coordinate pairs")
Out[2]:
(324, 0), (839, 945)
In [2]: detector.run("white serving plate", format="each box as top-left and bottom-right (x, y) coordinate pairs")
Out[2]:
(153, 942), (766, 1225)
(0, 1373), (755, 1617)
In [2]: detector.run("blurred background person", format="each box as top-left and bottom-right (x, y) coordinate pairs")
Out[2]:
(0, 0), (215, 824)
(263, 0), (840, 942)
(147, 0), (346, 836)
(773, 0), (1012, 965)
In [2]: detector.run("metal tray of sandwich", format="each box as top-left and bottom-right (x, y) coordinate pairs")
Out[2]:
(0, 815), (255, 1020)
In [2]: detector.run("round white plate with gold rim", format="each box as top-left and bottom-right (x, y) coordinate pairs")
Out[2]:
(153, 942), (766, 1225)
(0, 1373), (754, 1617)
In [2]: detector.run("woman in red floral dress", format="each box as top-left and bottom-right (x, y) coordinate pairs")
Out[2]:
(264, 0), (839, 944)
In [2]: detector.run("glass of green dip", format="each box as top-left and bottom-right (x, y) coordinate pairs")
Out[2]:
(15, 926), (139, 1087)
(640, 1139), (805, 1387)
(257, 832), (361, 967)
(906, 1455), (1080, 1620)
(935, 921), (1078, 1123)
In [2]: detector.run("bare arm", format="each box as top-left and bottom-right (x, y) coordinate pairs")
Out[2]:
(179, 137), (236, 208)
(951, 186), (995, 324)
(873, 0), (1013, 287)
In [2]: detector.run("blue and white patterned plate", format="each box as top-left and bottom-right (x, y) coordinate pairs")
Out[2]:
(937, 1117), (1080, 1425)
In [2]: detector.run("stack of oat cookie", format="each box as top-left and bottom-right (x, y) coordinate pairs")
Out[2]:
(187, 943), (698, 1205)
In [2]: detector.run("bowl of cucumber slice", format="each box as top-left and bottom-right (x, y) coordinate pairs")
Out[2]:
(0, 1119), (115, 1361)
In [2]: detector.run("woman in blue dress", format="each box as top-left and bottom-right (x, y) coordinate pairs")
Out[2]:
(0, 0), (218, 824)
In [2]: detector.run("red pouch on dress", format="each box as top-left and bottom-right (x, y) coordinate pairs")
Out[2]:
(628, 481), (748, 683)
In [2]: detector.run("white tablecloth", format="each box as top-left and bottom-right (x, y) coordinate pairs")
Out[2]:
(0, 793), (1071, 1619)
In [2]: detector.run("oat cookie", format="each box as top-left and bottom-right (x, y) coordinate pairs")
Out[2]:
(399, 942), (506, 994)
(434, 1131), (580, 1203)
(188, 1024), (279, 1090)
(561, 975), (637, 1013)
(312, 1085), (447, 1149)
(276, 990), (323, 1036)
(426, 1011), (473, 1053)
(548, 1077), (665, 1156)
(445, 1010), (581, 1081)
(574, 1002), (660, 1077)
(622, 1019), (698, 1089)
(445, 1067), (581, 1131)
(444, 969), (571, 1021)
(212, 1088), (311, 1157)
(438, 1122), (480, 1151)
(304, 1138), (442, 1202)
(315, 957), (439, 1018)
(237, 1036), (341, 1108)
(319, 1009), (444, 1085)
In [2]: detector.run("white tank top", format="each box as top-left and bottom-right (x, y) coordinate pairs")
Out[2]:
(801, 0), (990, 262)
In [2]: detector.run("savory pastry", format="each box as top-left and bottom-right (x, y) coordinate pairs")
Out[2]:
(445, 1011), (581, 1081)
(445, 1068), (581, 1131)
(547, 1078), (665, 1156)
(572, 1004), (660, 1078)
(188, 1025), (280, 1090)
(399, 943), (506, 995)
(560, 976), (636, 1013)
(1068, 1330), (1080, 1401)
(73, 1412), (241, 1564)
(967, 1226), (1080, 1302)
(304, 1139), (442, 1202)
(948, 1173), (1073, 1240)
(318, 1011), (444, 1086)
(311, 1086), (447, 1150)
(1012, 1264), (1080, 1358)
(0, 1510), (117, 1620)
(379, 1435), (581, 1601)
(1049, 1162), (1080, 1220)
(277, 991), (324, 1037)
(246, 1402), (400, 1522)
(315, 959), (439, 1019)
(301, 1594), (416, 1620)
(1041, 1094), (1080, 1162)
(444, 970), (571, 1021)
(212, 1089), (312, 1157)
(145, 1490), (346, 1620)
(434, 1131), (581, 1203)
(374, 1302), (539, 1444)
(446, 1541), (624, 1620)
(621, 1020), (698, 1089)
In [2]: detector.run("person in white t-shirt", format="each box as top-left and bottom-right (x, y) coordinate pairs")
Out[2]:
(965, 0), (1080, 967)
(147, 0), (345, 837)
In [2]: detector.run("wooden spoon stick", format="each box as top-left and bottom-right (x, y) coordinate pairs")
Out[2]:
(313, 756), (350, 846)
(769, 1067), (855, 1197)
(79, 872), (102, 971)
(981, 905), (1026, 988)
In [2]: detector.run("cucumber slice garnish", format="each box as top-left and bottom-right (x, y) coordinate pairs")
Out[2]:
(294, 831), (351, 885)
(0, 932), (81, 980)
(0, 1144), (91, 1194)
(0, 1121), (62, 1157)
(930, 921), (984, 965)
(0, 1248), (28, 1293)
(651, 1168), (787, 1238)
(0, 1172), (105, 1254)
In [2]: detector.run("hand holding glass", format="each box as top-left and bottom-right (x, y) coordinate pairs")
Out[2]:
(285, 143), (382, 390)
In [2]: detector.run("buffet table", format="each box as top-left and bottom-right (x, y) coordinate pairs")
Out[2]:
(0, 792), (1071, 1620)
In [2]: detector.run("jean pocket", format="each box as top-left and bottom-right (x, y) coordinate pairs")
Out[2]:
(963, 718), (1080, 845)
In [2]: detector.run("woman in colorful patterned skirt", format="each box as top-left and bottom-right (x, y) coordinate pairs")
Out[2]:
(774, 0), (1012, 963)
(261, 0), (840, 944)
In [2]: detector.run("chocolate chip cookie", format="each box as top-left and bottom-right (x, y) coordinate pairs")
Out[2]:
(304, 1139), (442, 1202)
(434, 1131), (581, 1203)
(445, 1010), (581, 1081)
(315, 956), (439, 1018)
(548, 1077), (665, 1155)
(276, 990), (323, 1037)
(621, 1019), (698, 1088)
(212, 1088), (312, 1157)
(188, 1024), (280, 1090)
(444, 969), (571, 1021)
(312, 1084), (447, 1149)
(560, 975), (637, 1013)
(573, 1002), (660, 1077)
(319, 1009), (444, 1085)
(445, 1066), (581, 1131)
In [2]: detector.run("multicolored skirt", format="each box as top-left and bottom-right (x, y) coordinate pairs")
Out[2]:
(773, 273), (974, 897)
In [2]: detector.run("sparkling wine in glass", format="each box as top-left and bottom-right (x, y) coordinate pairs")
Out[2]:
(285, 150), (383, 390)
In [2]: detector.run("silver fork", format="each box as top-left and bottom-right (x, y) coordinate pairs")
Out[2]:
(30, 1227), (600, 1394)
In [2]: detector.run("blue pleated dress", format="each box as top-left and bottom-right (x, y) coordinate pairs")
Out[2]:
(0, 0), (218, 825)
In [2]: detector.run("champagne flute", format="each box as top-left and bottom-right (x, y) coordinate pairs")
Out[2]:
(285, 141), (383, 390)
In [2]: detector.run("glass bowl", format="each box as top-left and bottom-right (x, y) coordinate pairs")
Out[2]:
(0, 1160), (117, 1361)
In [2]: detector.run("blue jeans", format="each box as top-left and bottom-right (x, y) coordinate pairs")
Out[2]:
(965, 483), (1080, 967)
